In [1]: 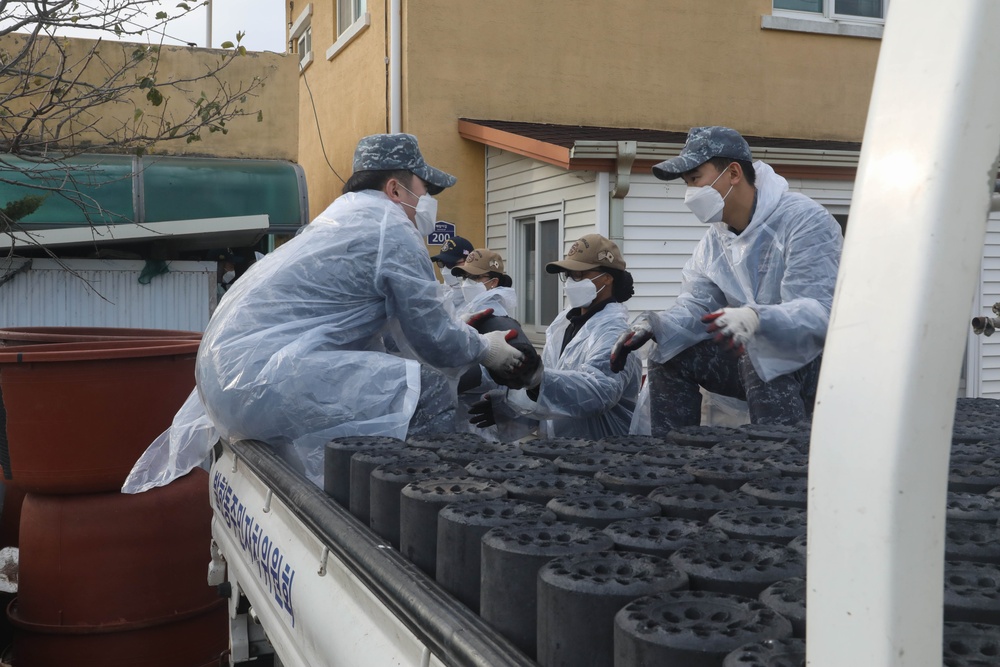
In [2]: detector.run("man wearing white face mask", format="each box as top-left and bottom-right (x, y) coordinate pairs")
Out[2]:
(192, 133), (525, 484)
(470, 234), (641, 439)
(610, 126), (843, 434)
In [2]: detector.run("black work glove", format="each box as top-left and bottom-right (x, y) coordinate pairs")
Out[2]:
(469, 394), (497, 428)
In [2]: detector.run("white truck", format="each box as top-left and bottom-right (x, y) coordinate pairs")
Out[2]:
(206, 1), (1000, 665)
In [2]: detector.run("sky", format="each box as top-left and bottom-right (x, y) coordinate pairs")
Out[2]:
(160, 0), (287, 53)
(20, 0), (288, 54)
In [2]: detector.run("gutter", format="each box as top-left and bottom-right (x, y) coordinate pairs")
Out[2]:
(390, 0), (401, 132)
(608, 141), (636, 247)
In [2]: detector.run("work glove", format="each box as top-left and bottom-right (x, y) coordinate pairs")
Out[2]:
(469, 392), (498, 428)
(702, 307), (760, 356)
(463, 307), (494, 327)
(522, 360), (544, 391)
(610, 318), (653, 373)
(481, 330), (525, 374)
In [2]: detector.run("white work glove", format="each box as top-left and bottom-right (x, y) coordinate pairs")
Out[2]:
(481, 329), (524, 374)
(610, 317), (653, 373)
(702, 307), (760, 355)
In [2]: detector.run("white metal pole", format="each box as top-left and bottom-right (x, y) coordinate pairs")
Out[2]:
(808, 1), (1000, 666)
(206, 0), (212, 48)
(390, 0), (401, 133)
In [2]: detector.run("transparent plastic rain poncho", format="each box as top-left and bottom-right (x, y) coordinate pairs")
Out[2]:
(455, 285), (518, 320)
(453, 285), (518, 439)
(499, 301), (641, 439)
(644, 161), (843, 382)
(125, 191), (487, 490)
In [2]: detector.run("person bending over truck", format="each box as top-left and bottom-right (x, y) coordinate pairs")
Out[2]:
(195, 133), (523, 483)
(610, 126), (843, 435)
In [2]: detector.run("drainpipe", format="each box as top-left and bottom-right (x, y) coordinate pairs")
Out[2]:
(389, 0), (401, 133)
(609, 141), (636, 246)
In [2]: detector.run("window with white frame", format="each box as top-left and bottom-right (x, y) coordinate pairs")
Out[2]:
(290, 3), (313, 71)
(774, 0), (886, 22)
(516, 216), (561, 338)
(338, 0), (366, 36)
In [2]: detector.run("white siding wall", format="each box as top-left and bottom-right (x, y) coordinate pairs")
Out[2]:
(485, 148), (598, 259)
(975, 212), (1000, 398)
(0, 259), (216, 332)
(621, 175), (705, 323)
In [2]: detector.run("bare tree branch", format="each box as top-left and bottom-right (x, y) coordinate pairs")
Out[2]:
(0, 0), (271, 261)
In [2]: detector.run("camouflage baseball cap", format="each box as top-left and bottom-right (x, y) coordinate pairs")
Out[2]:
(452, 248), (505, 277)
(546, 234), (626, 273)
(352, 133), (457, 194)
(651, 126), (753, 181)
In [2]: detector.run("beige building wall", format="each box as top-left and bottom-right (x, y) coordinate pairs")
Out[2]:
(292, 0), (881, 249)
(0, 34), (297, 161)
(292, 0), (390, 220)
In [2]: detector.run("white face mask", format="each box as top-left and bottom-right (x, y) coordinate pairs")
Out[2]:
(221, 270), (235, 284)
(563, 274), (607, 309)
(462, 278), (487, 304)
(442, 270), (461, 288)
(683, 167), (733, 224)
(399, 184), (438, 238)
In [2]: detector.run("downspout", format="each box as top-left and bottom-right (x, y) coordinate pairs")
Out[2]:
(389, 0), (401, 133)
(609, 141), (636, 247)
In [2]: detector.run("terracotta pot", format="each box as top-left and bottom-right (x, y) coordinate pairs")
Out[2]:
(8, 597), (227, 667)
(0, 326), (201, 346)
(16, 469), (218, 626)
(0, 339), (199, 494)
(10, 469), (224, 666)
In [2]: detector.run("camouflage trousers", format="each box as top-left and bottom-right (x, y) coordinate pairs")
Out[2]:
(647, 340), (822, 435)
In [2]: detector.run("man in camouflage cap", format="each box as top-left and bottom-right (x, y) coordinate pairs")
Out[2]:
(193, 133), (524, 484)
(611, 126), (843, 432)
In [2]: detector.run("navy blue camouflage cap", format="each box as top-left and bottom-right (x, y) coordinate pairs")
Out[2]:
(353, 133), (457, 195)
(652, 126), (753, 181)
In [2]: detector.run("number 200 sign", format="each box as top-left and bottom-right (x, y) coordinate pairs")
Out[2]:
(427, 221), (455, 246)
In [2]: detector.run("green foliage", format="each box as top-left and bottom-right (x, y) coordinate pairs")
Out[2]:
(2, 196), (45, 223)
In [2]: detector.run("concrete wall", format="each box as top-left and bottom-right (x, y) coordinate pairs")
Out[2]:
(0, 33), (297, 161)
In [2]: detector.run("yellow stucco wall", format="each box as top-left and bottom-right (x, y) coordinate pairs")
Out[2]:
(292, 0), (390, 221)
(294, 0), (881, 250)
(0, 34), (297, 160)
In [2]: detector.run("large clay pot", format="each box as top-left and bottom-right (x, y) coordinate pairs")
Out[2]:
(9, 469), (226, 667)
(0, 339), (199, 494)
(0, 326), (201, 346)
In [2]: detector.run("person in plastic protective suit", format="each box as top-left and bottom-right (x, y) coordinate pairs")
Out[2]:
(470, 234), (642, 440)
(430, 235), (473, 316)
(610, 126), (843, 436)
(451, 248), (518, 320)
(123, 133), (525, 491)
(448, 248), (519, 437)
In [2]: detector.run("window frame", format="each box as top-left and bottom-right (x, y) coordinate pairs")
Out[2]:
(337, 0), (367, 37)
(773, 0), (888, 25)
(327, 0), (370, 61)
(510, 209), (563, 344)
(289, 3), (313, 72)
